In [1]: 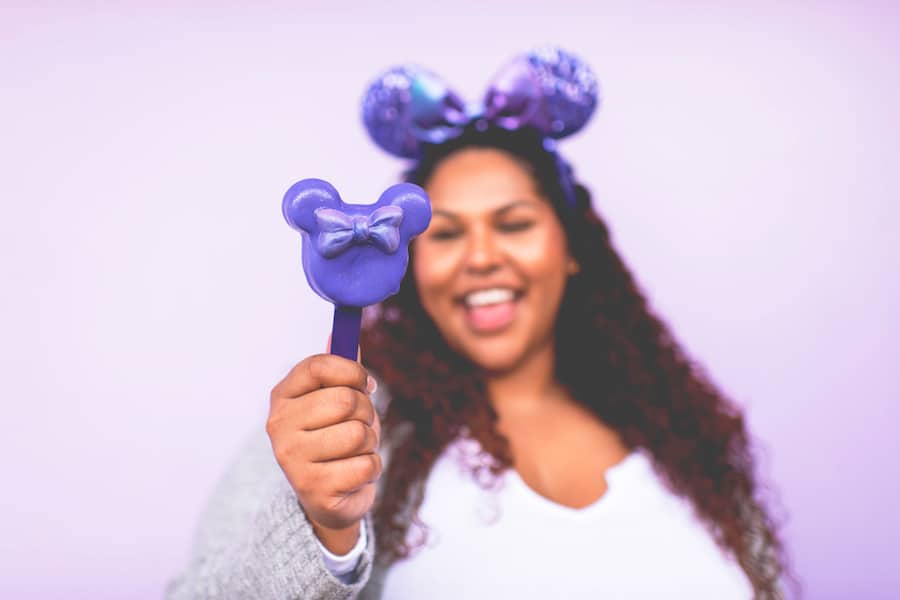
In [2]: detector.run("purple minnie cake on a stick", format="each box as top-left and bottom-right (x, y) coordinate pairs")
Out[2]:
(282, 179), (431, 360)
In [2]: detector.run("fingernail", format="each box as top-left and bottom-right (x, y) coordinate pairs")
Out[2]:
(366, 376), (377, 395)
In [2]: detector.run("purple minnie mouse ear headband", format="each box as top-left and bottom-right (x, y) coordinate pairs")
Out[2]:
(361, 46), (601, 210)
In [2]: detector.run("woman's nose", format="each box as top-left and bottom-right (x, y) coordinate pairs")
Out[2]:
(464, 226), (502, 274)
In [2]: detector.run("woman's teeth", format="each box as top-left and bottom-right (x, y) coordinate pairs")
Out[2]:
(463, 288), (516, 308)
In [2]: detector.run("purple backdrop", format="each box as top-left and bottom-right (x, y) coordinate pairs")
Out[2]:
(2, 1), (898, 598)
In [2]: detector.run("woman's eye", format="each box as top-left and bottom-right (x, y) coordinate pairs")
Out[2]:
(498, 221), (535, 233)
(429, 229), (463, 241)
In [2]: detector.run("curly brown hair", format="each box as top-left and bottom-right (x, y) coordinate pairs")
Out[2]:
(360, 126), (790, 598)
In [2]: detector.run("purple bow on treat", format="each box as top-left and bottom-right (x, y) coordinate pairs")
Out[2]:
(283, 178), (431, 360)
(314, 205), (403, 258)
(361, 46), (600, 160)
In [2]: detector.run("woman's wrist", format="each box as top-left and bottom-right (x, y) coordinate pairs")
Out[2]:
(310, 519), (362, 556)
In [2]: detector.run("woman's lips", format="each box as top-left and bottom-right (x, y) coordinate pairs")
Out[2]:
(458, 287), (521, 333)
(464, 300), (517, 332)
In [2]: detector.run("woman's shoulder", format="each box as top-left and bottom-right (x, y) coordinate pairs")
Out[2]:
(191, 428), (287, 540)
(219, 428), (282, 488)
(614, 451), (754, 595)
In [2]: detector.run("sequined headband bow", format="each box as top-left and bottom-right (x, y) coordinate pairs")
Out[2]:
(361, 47), (601, 210)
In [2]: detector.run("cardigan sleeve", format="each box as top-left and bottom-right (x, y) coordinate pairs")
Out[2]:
(316, 521), (368, 582)
(164, 429), (376, 600)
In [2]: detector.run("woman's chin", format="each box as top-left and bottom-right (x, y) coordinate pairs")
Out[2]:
(460, 341), (529, 376)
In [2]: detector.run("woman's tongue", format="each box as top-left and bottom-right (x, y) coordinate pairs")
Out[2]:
(465, 300), (516, 332)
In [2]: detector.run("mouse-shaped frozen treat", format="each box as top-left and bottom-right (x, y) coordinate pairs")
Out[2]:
(282, 178), (431, 359)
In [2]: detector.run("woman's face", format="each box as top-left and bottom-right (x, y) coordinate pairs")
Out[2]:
(412, 147), (578, 374)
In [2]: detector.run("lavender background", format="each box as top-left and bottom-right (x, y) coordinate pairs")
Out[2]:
(2, 1), (898, 598)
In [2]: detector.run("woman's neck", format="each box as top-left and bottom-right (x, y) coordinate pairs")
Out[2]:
(486, 340), (568, 419)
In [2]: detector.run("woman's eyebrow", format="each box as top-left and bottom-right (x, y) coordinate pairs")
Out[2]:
(431, 209), (462, 222)
(431, 200), (538, 222)
(494, 200), (539, 216)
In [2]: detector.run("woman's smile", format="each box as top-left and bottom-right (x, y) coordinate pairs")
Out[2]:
(457, 286), (525, 334)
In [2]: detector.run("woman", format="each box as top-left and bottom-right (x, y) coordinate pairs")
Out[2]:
(168, 49), (788, 599)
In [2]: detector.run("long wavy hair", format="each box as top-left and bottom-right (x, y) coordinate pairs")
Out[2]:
(360, 126), (790, 598)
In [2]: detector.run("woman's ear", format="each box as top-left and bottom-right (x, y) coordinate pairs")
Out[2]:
(566, 254), (581, 275)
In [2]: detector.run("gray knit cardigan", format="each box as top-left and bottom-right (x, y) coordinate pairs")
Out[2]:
(166, 429), (386, 600)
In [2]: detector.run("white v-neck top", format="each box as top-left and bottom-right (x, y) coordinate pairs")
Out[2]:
(378, 438), (753, 599)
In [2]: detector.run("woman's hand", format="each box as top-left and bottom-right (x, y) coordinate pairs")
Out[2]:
(267, 354), (382, 554)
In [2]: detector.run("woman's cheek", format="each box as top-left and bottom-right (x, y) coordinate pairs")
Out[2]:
(503, 229), (556, 268)
(413, 241), (464, 297)
(428, 241), (464, 275)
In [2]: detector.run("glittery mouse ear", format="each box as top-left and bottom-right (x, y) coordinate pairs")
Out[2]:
(282, 178), (343, 236)
(483, 46), (600, 140)
(361, 66), (469, 159)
